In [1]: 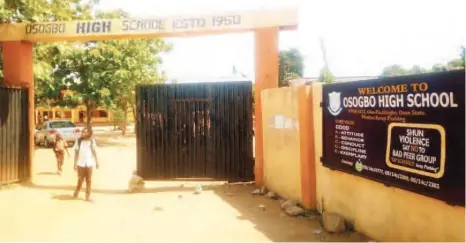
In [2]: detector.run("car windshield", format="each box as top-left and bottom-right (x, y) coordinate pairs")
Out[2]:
(49, 121), (76, 129)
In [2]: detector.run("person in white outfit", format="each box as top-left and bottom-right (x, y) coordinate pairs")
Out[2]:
(72, 128), (99, 201)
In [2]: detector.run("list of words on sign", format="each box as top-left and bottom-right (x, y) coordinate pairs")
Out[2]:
(334, 120), (367, 161)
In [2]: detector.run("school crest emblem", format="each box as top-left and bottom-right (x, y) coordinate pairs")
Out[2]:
(328, 92), (343, 116)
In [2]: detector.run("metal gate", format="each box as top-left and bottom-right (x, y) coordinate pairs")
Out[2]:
(136, 82), (254, 182)
(0, 87), (30, 185)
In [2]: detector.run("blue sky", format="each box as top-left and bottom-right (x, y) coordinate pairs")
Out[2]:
(97, 0), (466, 80)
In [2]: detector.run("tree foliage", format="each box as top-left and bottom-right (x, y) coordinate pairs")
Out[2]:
(0, 0), (98, 80)
(105, 38), (172, 134)
(82, 10), (173, 133)
(52, 42), (116, 115)
(50, 36), (172, 132)
(0, 0), (97, 23)
(0, 5), (172, 133)
(381, 64), (410, 77)
(318, 66), (335, 84)
(279, 48), (304, 87)
(381, 47), (465, 77)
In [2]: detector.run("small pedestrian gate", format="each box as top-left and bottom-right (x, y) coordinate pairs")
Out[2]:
(0, 86), (30, 185)
(136, 82), (254, 182)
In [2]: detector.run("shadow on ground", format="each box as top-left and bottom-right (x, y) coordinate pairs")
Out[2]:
(93, 139), (133, 147)
(51, 194), (76, 200)
(36, 172), (59, 176)
(93, 135), (135, 147)
(21, 182), (219, 195)
(212, 184), (371, 242)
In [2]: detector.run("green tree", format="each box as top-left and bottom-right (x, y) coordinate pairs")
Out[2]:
(381, 65), (409, 77)
(109, 107), (125, 131)
(317, 38), (335, 84)
(445, 46), (465, 70)
(0, 0), (96, 23)
(382, 47), (465, 77)
(410, 65), (428, 74)
(431, 63), (447, 72)
(0, 0), (98, 102)
(279, 48), (304, 87)
(52, 42), (117, 132)
(318, 66), (335, 84)
(93, 10), (172, 134)
(107, 39), (172, 134)
(461, 46), (466, 67)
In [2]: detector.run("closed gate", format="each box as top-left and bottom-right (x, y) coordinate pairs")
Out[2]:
(0, 87), (30, 185)
(136, 82), (254, 182)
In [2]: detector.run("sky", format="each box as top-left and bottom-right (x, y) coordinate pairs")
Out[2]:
(96, 0), (466, 81)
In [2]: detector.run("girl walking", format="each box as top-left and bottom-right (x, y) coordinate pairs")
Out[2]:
(54, 133), (70, 175)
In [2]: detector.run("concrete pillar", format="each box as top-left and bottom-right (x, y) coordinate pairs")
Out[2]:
(2, 41), (34, 182)
(254, 27), (279, 186)
(298, 85), (317, 209)
(71, 108), (76, 123)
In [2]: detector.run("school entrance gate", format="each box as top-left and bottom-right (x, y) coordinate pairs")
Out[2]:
(136, 82), (254, 182)
(0, 9), (297, 185)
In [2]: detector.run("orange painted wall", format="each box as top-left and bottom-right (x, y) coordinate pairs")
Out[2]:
(261, 87), (302, 201)
(260, 85), (316, 209)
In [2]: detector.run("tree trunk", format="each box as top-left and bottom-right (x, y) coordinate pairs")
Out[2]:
(122, 107), (128, 135)
(85, 103), (93, 134)
(132, 104), (137, 134)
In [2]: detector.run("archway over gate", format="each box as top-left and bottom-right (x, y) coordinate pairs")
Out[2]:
(0, 9), (298, 184)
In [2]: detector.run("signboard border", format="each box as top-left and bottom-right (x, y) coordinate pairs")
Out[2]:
(385, 122), (446, 179)
(320, 70), (465, 207)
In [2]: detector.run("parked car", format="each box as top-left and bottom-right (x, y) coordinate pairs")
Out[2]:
(34, 120), (81, 147)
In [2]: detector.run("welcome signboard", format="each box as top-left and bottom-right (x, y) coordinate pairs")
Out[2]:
(322, 70), (465, 206)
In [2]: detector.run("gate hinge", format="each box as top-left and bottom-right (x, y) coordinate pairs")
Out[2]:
(320, 157), (324, 164)
(320, 102), (324, 107)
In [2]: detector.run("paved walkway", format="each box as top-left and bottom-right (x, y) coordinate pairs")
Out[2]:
(0, 133), (368, 242)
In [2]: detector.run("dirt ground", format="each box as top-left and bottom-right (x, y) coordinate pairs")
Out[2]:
(0, 132), (370, 242)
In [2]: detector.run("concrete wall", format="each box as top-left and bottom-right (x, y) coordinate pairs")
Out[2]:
(310, 83), (465, 242)
(259, 82), (465, 241)
(261, 87), (302, 201)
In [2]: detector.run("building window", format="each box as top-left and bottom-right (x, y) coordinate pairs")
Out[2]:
(92, 110), (108, 118)
(43, 111), (52, 121)
(55, 111), (62, 119)
(99, 110), (108, 118)
(64, 111), (72, 119)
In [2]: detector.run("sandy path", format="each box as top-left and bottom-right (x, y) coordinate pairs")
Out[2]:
(0, 133), (368, 242)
